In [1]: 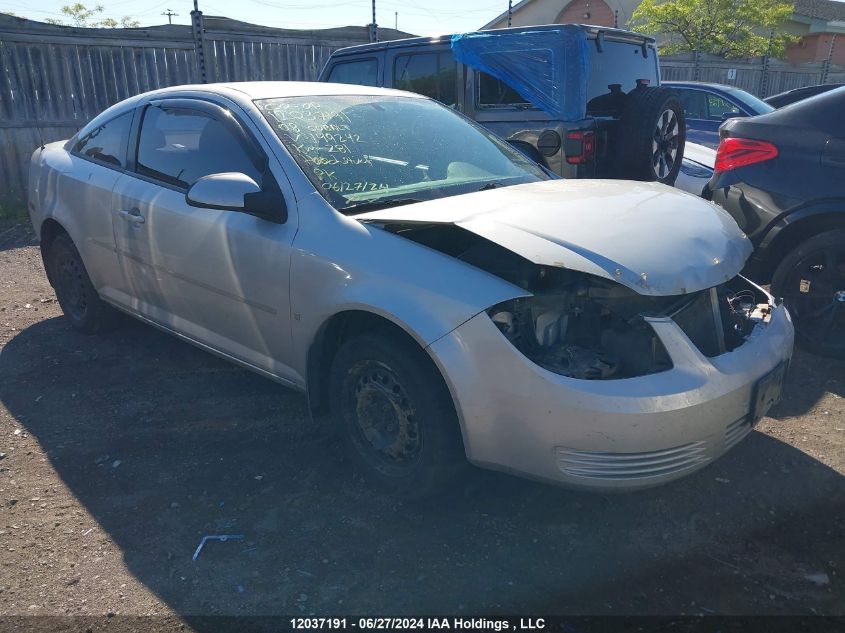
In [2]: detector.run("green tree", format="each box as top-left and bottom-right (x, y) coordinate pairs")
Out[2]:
(630, 0), (796, 58)
(43, 3), (139, 28)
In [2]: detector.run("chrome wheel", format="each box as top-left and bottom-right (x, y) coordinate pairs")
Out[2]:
(652, 109), (680, 180)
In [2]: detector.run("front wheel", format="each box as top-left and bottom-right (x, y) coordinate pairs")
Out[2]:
(328, 331), (465, 497)
(771, 230), (845, 359)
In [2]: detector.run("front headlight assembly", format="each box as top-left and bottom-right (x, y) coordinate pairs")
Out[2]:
(487, 273), (775, 379)
(487, 274), (674, 380)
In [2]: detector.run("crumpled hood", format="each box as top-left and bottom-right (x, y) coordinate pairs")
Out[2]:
(356, 179), (752, 296)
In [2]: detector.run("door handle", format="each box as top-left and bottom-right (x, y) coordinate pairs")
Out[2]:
(119, 208), (145, 224)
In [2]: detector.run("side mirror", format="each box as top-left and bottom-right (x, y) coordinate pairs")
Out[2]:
(187, 172), (261, 211)
(186, 172), (287, 223)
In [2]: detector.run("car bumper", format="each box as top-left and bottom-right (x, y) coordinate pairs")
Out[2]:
(428, 291), (794, 492)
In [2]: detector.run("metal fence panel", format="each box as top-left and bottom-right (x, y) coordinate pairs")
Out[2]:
(660, 54), (841, 99)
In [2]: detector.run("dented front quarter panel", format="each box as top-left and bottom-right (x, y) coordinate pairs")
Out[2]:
(288, 192), (531, 379)
(355, 179), (753, 296)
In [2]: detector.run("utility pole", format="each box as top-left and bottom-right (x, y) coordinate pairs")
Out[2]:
(162, 8), (178, 24)
(368, 0), (378, 43)
(394, 11), (397, 31)
(507, 0), (512, 27)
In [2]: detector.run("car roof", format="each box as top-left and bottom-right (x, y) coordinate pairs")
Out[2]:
(148, 81), (415, 100)
(73, 81), (421, 133)
(328, 23), (654, 57)
(767, 83), (843, 98)
(764, 84), (845, 120)
(662, 81), (741, 92)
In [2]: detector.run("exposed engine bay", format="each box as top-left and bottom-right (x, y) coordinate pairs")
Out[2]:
(373, 222), (771, 380)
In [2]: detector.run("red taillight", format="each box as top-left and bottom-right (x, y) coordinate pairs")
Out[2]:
(714, 137), (778, 173)
(565, 130), (596, 165)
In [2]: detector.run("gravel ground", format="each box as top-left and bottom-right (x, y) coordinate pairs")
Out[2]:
(0, 219), (843, 623)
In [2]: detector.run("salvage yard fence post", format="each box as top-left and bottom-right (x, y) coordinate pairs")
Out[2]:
(0, 14), (412, 208)
(190, 4), (208, 83)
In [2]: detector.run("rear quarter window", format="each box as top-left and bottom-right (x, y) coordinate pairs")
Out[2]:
(326, 58), (379, 87)
(71, 111), (134, 168)
(475, 49), (552, 109)
(393, 51), (457, 107)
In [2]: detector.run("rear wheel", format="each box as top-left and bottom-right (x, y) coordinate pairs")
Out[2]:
(47, 233), (121, 334)
(771, 230), (845, 359)
(328, 331), (465, 497)
(616, 87), (686, 185)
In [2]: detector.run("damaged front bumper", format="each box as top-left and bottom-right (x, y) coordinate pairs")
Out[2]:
(427, 286), (794, 492)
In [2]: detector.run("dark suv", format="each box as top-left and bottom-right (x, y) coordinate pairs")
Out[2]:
(318, 24), (686, 185)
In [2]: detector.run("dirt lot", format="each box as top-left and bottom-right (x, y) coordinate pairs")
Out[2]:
(0, 218), (843, 623)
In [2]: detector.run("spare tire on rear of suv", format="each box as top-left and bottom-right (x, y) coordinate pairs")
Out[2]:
(615, 86), (685, 185)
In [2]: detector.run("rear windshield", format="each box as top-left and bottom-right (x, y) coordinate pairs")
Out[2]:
(586, 40), (659, 114)
(468, 37), (660, 116)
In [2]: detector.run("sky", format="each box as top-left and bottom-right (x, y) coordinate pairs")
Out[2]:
(1, 0), (510, 35)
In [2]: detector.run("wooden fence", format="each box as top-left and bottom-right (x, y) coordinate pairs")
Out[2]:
(0, 14), (412, 206)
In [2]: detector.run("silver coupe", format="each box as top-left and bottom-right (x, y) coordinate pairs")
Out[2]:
(28, 82), (793, 494)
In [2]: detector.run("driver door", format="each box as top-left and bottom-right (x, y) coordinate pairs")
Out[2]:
(111, 98), (299, 384)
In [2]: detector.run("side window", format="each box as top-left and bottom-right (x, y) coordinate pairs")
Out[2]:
(135, 105), (262, 189)
(72, 112), (133, 168)
(478, 72), (531, 107)
(475, 49), (552, 109)
(393, 52), (457, 107)
(706, 94), (741, 120)
(678, 89), (708, 119)
(327, 59), (379, 87)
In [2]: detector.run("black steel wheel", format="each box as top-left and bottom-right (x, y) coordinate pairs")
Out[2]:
(47, 232), (121, 334)
(328, 330), (464, 496)
(346, 359), (423, 475)
(772, 230), (845, 358)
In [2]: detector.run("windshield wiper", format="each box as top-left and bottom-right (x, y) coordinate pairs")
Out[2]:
(478, 181), (508, 191)
(342, 197), (425, 214)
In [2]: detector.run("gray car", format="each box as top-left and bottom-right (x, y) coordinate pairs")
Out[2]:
(28, 82), (793, 495)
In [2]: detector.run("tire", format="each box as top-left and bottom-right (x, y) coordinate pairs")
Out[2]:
(771, 229), (845, 359)
(328, 330), (465, 497)
(47, 232), (121, 334)
(616, 86), (686, 185)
